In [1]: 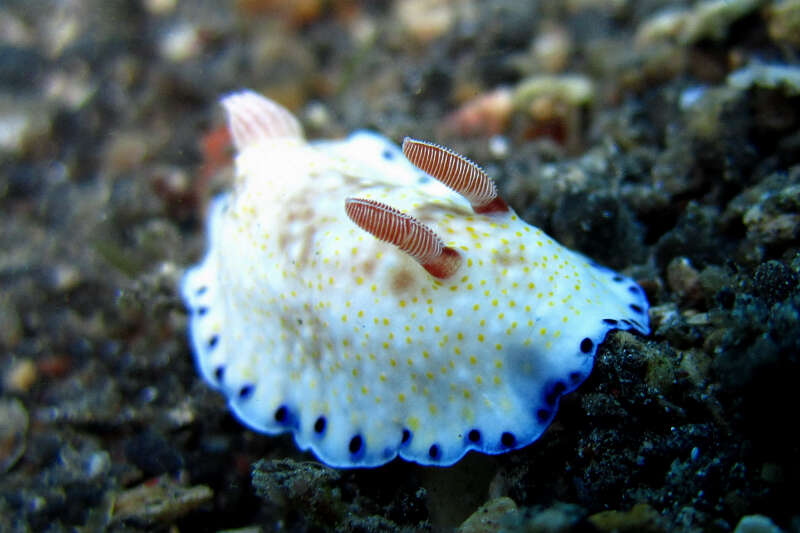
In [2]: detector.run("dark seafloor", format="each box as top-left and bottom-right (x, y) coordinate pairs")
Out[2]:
(1, 0), (799, 532)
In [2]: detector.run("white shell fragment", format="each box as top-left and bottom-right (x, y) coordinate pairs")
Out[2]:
(181, 90), (650, 468)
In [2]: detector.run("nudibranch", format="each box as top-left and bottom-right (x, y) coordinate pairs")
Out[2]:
(181, 90), (650, 468)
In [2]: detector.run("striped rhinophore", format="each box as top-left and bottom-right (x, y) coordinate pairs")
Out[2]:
(402, 138), (509, 215)
(345, 197), (461, 279)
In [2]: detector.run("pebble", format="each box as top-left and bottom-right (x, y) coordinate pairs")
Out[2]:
(514, 74), (594, 109)
(43, 67), (95, 110)
(103, 131), (150, 176)
(684, 311), (710, 327)
(159, 23), (202, 63)
(0, 97), (51, 155)
(41, 4), (81, 58)
(635, 0), (763, 47)
(743, 205), (800, 245)
(733, 515), (783, 533)
(251, 458), (341, 506)
(519, 502), (586, 532)
(0, 9), (35, 47)
(666, 256), (701, 301)
(457, 497), (518, 533)
(85, 450), (112, 478)
(304, 101), (333, 130)
(48, 263), (82, 293)
(728, 63), (800, 96)
(150, 166), (192, 206)
(531, 23), (572, 73)
(395, 0), (459, 44)
(143, 0), (177, 15)
(236, 0), (326, 25)
(0, 398), (29, 473)
(443, 88), (514, 137)
(111, 474), (213, 524)
(679, 348), (712, 387)
(766, 0), (800, 47)
(0, 107), (32, 152)
(649, 302), (679, 331)
(487, 135), (510, 159)
(0, 297), (23, 348)
(3, 358), (38, 393)
(753, 260), (798, 306)
(588, 503), (665, 533)
(681, 0), (763, 44)
(690, 446), (700, 462)
(635, 9), (690, 46)
(165, 399), (196, 428)
(36, 354), (73, 379)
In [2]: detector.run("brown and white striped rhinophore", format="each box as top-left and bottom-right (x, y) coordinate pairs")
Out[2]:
(344, 197), (462, 279)
(402, 137), (509, 215)
(181, 89), (650, 468)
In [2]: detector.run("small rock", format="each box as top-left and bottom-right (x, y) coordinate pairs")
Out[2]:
(649, 302), (679, 331)
(0, 10), (35, 47)
(251, 458), (345, 528)
(635, 8), (690, 46)
(0, 107), (33, 152)
(457, 496), (518, 533)
(150, 166), (192, 209)
(514, 74), (594, 109)
(488, 135), (510, 159)
(681, 0), (763, 44)
(684, 311), (710, 326)
(766, 0), (800, 47)
(3, 358), (38, 393)
(143, 0), (177, 15)
(111, 474), (213, 524)
(36, 354), (73, 378)
(165, 399), (197, 428)
(521, 502), (586, 533)
(48, 263), (82, 292)
(667, 256), (701, 301)
(588, 502), (666, 533)
(743, 206), (800, 245)
(530, 23), (572, 73)
(728, 63), (800, 97)
(733, 514), (783, 533)
(251, 458), (341, 506)
(159, 22), (202, 63)
(395, 0), (458, 44)
(304, 101), (333, 131)
(0, 296), (23, 348)
(443, 88), (514, 137)
(0, 96), (51, 154)
(103, 131), (151, 176)
(698, 265), (731, 300)
(43, 67), (95, 110)
(753, 260), (798, 306)
(0, 398), (29, 473)
(679, 348), (712, 387)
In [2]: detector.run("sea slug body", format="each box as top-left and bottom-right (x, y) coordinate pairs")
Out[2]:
(181, 90), (650, 468)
